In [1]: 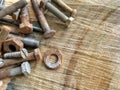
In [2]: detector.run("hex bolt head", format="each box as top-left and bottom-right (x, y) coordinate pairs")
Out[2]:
(3, 48), (28, 59)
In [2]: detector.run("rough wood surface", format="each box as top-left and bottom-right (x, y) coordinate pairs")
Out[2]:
(1, 0), (120, 90)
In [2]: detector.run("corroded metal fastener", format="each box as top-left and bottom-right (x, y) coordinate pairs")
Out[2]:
(0, 26), (10, 53)
(0, 48), (42, 68)
(44, 48), (62, 69)
(51, 0), (77, 17)
(8, 34), (40, 48)
(20, 6), (33, 34)
(0, 62), (31, 79)
(40, 0), (74, 26)
(31, 0), (56, 39)
(0, 18), (43, 32)
(3, 38), (24, 53)
(0, 0), (27, 18)
(3, 48), (28, 59)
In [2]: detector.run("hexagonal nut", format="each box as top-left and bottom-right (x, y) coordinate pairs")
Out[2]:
(3, 38), (24, 53)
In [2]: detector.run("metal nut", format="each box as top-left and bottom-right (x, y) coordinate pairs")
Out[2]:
(44, 49), (62, 69)
(3, 38), (24, 53)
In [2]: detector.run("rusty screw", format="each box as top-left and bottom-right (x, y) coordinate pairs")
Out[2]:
(3, 48), (28, 59)
(31, 0), (56, 39)
(8, 34), (40, 48)
(20, 6), (33, 34)
(51, 0), (77, 17)
(0, 48), (42, 68)
(40, 0), (74, 26)
(0, 61), (31, 79)
(0, 0), (27, 18)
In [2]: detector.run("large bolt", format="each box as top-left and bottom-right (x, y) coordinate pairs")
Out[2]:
(0, 26), (10, 54)
(0, 48), (42, 68)
(40, 0), (74, 26)
(0, 0), (27, 18)
(51, 0), (77, 17)
(3, 48), (28, 59)
(8, 34), (40, 48)
(20, 6), (33, 34)
(31, 0), (56, 39)
(0, 18), (43, 32)
(0, 62), (31, 79)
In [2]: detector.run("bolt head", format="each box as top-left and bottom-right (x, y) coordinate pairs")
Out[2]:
(34, 48), (42, 61)
(65, 17), (74, 27)
(71, 9), (77, 17)
(43, 30), (56, 39)
(20, 23), (33, 34)
(21, 62), (31, 76)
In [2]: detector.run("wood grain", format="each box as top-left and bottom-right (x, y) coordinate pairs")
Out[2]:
(1, 0), (120, 90)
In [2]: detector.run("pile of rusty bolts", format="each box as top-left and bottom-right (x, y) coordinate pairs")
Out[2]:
(0, 0), (77, 79)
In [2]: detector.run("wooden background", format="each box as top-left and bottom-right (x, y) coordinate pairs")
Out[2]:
(1, 0), (120, 90)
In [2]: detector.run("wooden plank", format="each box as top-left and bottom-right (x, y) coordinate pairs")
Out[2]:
(1, 0), (120, 90)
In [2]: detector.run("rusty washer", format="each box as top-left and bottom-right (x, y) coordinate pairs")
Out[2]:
(44, 49), (62, 69)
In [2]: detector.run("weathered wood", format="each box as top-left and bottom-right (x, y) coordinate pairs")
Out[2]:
(1, 0), (120, 90)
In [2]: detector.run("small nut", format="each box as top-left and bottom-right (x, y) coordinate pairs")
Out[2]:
(44, 49), (62, 69)
(3, 38), (24, 53)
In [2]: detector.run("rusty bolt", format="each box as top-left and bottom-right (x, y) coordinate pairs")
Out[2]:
(0, 61), (31, 79)
(20, 6), (33, 34)
(3, 38), (24, 53)
(51, 0), (77, 17)
(0, 18), (43, 32)
(0, 48), (42, 69)
(44, 48), (62, 69)
(8, 34), (40, 48)
(3, 48), (28, 59)
(40, 0), (74, 26)
(0, 26), (10, 54)
(31, 0), (56, 39)
(0, 0), (27, 18)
